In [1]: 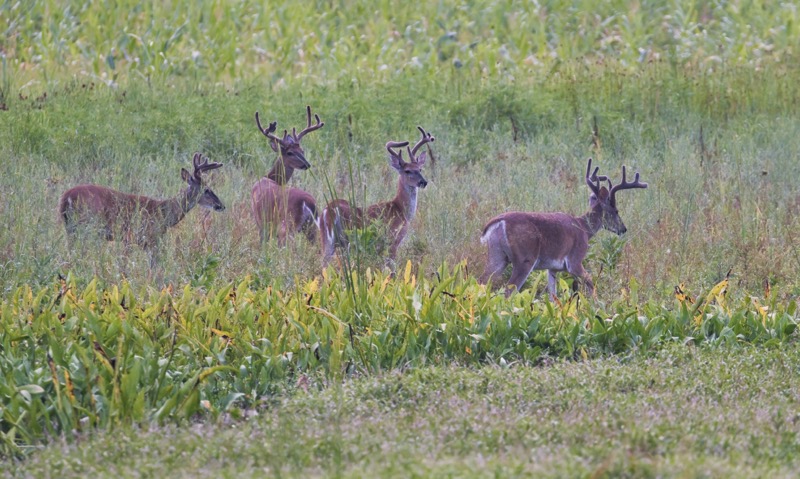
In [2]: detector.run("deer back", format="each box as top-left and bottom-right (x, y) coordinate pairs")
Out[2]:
(251, 178), (317, 231)
(482, 211), (592, 269)
(60, 185), (177, 246)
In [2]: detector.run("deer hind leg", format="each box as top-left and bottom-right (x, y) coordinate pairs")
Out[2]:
(299, 202), (318, 244)
(479, 221), (511, 289)
(506, 259), (536, 298)
(258, 225), (266, 245)
(547, 270), (560, 299)
(320, 213), (336, 269)
(479, 246), (509, 290)
(277, 221), (288, 247)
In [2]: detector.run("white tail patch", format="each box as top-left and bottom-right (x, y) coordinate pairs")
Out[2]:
(480, 220), (506, 245)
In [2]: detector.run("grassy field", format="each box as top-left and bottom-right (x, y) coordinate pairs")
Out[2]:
(6, 347), (800, 477)
(2, 0), (800, 474)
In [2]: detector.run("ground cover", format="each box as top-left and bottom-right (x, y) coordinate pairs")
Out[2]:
(2, 0), (800, 474)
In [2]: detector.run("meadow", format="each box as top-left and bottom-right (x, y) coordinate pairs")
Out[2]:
(2, 0), (800, 475)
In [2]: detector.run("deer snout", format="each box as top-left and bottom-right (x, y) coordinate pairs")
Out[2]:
(418, 179), (428, 188)
(214, 203), (226, 212)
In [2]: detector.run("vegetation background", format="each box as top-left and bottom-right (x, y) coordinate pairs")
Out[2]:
(1, 0), (800, 476)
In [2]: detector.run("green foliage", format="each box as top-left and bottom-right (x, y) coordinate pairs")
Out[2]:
(0, 268), (797, 457)
(5, 346), (800, 477)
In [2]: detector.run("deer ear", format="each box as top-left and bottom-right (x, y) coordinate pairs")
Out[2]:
(269, 139), (280, 153)
(389, 153), (405, 172)
(413, 151), (427, 166)
(181, 168), (192, 182)
(590, 187), (609, 207)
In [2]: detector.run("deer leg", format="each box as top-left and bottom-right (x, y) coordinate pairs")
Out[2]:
(506, 260), (536, 298)
(320, 226), (336, 269)
(547, 270), (559, 298)
(258, 225), (266, 245)
(383, 228), (406, 274)
(302, 219), (317, 243)
(277, 221), (288, 247)
(385, 240), (400, 274)
(479, 247), (509, 290)
(299, 203), (318, 244)
(567, 262), (595, 296)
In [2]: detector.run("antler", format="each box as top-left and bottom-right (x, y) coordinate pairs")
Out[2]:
(293, 105), (324, 142)
(192, 152), (223, 178)
(609, 165), (648, 203)
(409, 126), (435, 161)
(255, 112), (285, 145)
(585, 158), (609, 196)
(386, 140), (410, 158)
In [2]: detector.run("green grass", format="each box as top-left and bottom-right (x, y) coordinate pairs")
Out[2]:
(2, 0), (800, 473)
(6, 346), (800, 477)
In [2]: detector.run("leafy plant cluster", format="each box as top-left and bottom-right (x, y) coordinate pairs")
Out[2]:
(1, 265), (796, 457)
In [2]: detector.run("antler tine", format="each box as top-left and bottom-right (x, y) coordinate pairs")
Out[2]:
(386, 140), (410, 157)
(585, 158), (604, 195)
(410, 126), (435, 157)
(191, 152), (223, 178)
(255, 112), (282, 144)
(295, 105), (324, 141)
(609, 164), (648, 202)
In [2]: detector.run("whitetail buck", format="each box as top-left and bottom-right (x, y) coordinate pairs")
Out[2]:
(251, 105), (324, 244)
(60, 153), (224, 263)
(319, 127), (434, 269)
(480, 158), (647, 297)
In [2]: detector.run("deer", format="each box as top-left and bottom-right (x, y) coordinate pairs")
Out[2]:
(479, 158), (647, 298)
(251, 105), (324, 245)
(59, 153), (225, 265)
(319, 127), (435, 270)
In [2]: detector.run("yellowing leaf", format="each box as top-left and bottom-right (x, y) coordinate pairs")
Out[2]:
(403, 260), (412, 284)
(674, 283), (693, 304)
(706, 274), (730, 309)
(211, 328), (233, 338)
(305, 277), (319, 295)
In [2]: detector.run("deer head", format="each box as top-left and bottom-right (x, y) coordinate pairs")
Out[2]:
(255, 105), (324, 171)
(585, 158), (647, 235)
(387, 126), (435, 189)
(181, 152), (225, 211)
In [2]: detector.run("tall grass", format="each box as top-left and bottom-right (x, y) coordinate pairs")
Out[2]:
(1, 66), (799, 299)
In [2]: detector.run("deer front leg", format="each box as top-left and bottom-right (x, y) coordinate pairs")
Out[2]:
(385, 225), (408, 273)
(567, 262), (595, 296)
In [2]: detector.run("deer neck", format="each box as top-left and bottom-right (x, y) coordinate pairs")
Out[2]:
(579, 208), (604, 239)
(266, 157), (294, 185)
(162, 187), (199, 227)
(393, 179), (418, 222)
